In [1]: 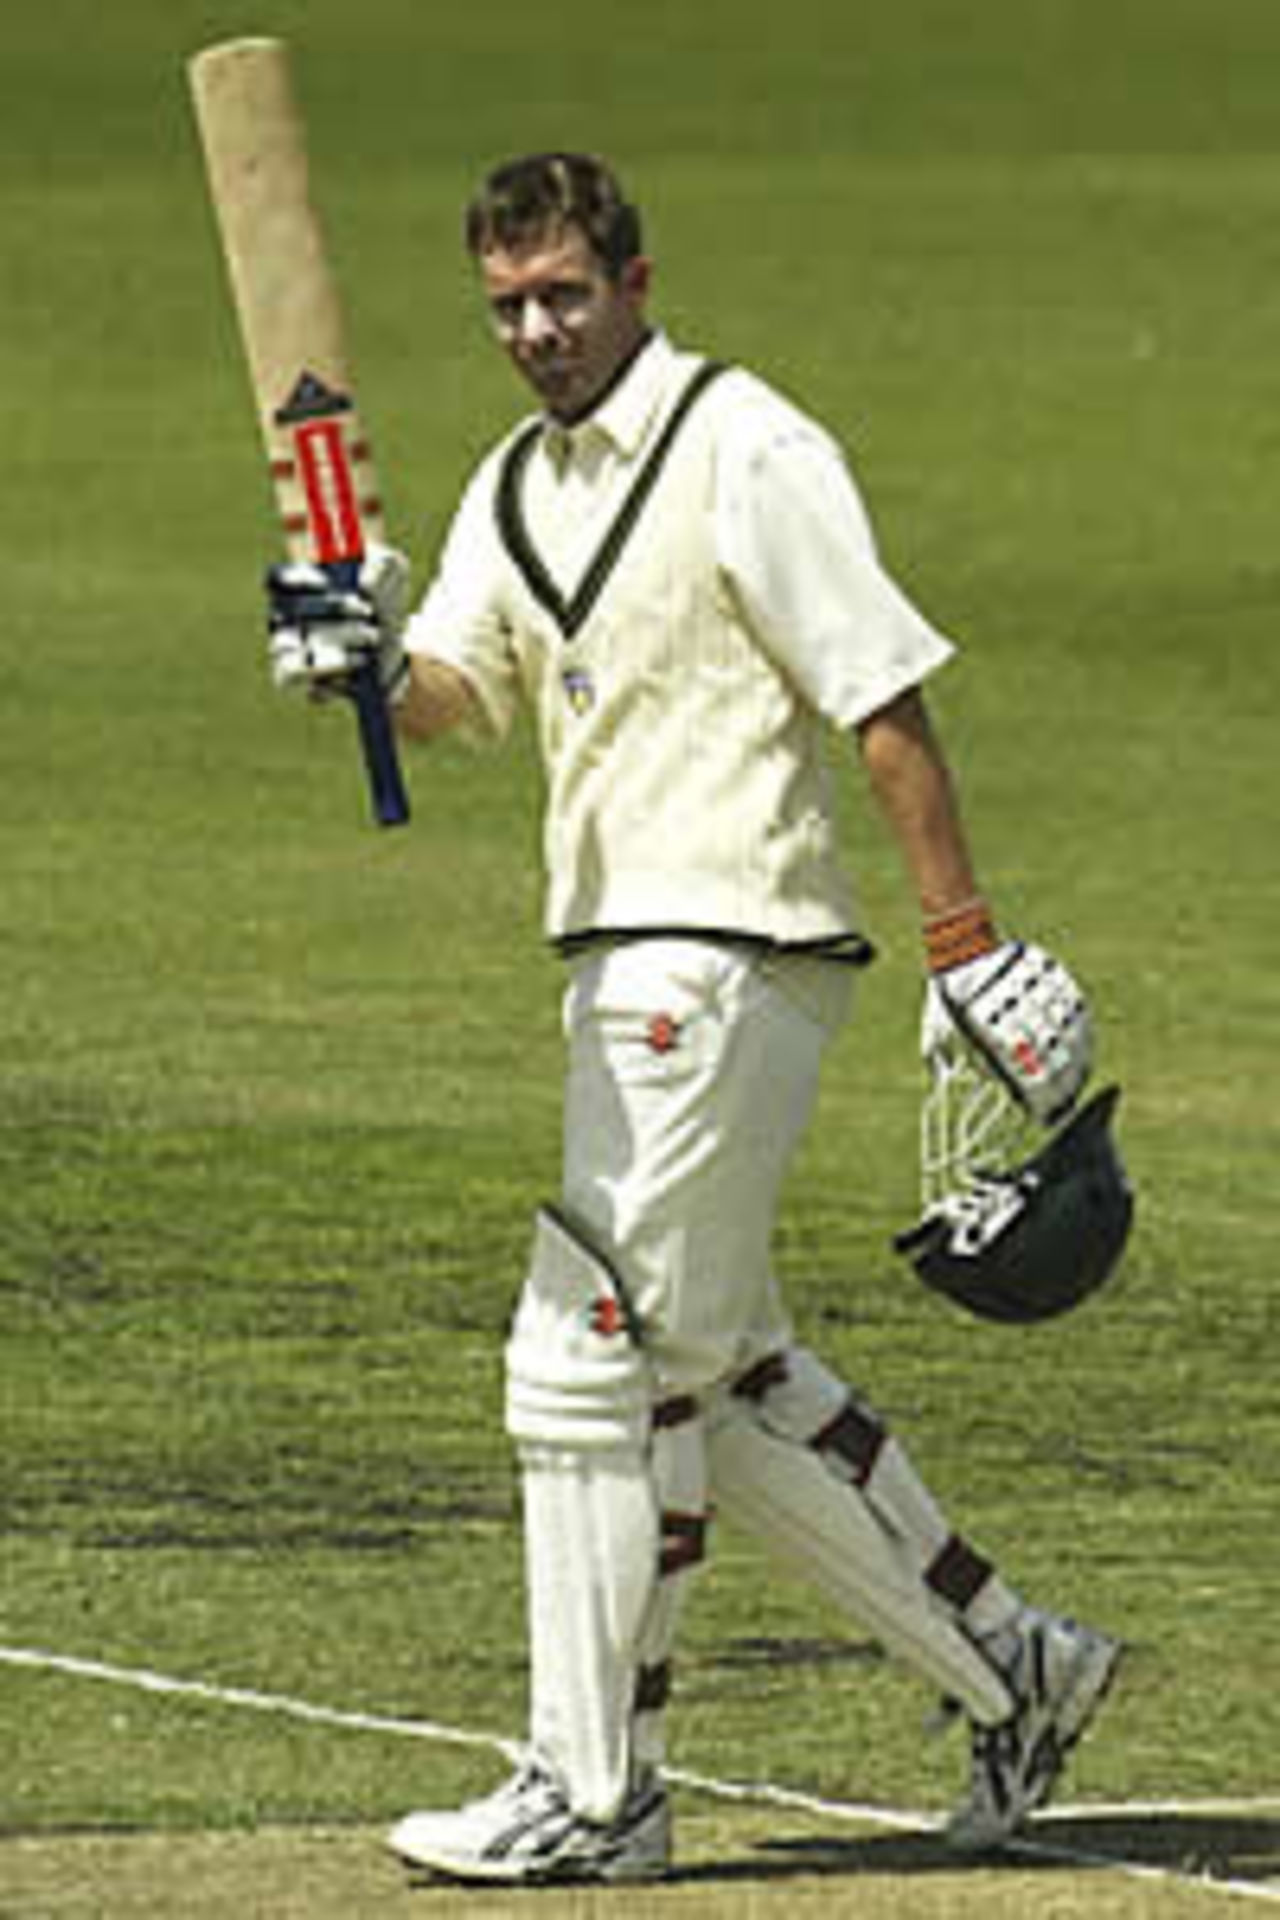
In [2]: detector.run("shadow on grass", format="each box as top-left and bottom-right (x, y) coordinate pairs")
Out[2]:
(668, 1811), (1280, 1889)
(1029, 1810), (1280, 1883)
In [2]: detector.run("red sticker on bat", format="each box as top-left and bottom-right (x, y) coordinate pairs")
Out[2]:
(294, 419), (363, 563)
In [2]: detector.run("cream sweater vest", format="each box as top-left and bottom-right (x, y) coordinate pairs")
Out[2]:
(495, 364), (861, 950)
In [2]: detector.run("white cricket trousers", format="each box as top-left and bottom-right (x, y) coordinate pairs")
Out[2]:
(559, 936), (854, 1394)
(517, 935), (1019, 1819)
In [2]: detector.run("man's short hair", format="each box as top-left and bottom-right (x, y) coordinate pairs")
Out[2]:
(464, 153), (643, 278)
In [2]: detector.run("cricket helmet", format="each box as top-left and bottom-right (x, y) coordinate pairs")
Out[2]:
(895, 1084), (1134, 1325)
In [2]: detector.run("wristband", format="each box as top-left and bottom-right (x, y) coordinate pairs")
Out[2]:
(923, 898), (999, 973)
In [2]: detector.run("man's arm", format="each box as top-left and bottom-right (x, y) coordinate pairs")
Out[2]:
(265, 551), (491, 749)
(857, 685), (987, 936)
(861, 684), (1093, 1125)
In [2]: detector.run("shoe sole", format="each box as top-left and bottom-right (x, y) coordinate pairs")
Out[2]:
(397, 1850), (671, 1888)
(390, 1804), (671, 1887)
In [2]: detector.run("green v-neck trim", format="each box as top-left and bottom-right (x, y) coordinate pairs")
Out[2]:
(494, 360), (728, 641)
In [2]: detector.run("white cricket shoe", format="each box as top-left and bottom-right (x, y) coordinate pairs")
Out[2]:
(946, 1610), (1123, 1852)
(388, 1757), (671, 1885)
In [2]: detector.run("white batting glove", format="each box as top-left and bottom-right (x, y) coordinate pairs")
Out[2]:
(266, 542), (410, 702)
(923, 940), (1093, 1127)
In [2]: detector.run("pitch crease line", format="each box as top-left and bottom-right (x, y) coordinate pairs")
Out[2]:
(0, 1644), (521, 1761)
(2, 1644), (1278, 1905)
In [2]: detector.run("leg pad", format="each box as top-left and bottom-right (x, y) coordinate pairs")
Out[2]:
(506, 1208), (651, 1450)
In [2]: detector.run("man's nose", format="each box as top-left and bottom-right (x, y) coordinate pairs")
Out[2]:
(517, 296), (560, 350)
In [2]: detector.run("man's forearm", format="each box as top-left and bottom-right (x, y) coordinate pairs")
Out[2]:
(396, 657), (482, 742)
(857, 687), (983, 921)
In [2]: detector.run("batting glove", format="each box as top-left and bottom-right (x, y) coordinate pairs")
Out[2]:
(923, 939), (1093, 1128)
(266, 542), (410, 703)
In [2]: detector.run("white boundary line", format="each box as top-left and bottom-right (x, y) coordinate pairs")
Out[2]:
(3, 1644), (1279, 1905)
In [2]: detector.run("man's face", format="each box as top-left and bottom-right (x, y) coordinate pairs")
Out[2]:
(479, 224), (651, 423)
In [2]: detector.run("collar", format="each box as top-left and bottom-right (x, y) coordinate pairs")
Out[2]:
(546, 331), (680, 464)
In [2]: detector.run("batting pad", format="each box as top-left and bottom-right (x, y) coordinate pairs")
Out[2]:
(521, 1440), (661, 1822)
(505, 1207), (651, 1450)
(632, 1406), (709, 1775)
(706, 1383), (1012, 1725)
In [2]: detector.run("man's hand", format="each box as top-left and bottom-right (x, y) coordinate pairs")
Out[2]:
(266, 542), (410, 702)
(923, 940), (1093, 1127)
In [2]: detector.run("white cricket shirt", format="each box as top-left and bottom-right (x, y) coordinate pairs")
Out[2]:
(405, 333), (955, 945)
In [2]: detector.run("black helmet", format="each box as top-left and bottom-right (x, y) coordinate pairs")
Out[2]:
(895, 1086), (1134, 1324)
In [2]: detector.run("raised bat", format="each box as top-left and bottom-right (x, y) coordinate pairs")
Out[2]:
(188, 36), (410, 827)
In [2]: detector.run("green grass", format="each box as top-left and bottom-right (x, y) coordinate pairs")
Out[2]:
(2, 0), (1280, 1904)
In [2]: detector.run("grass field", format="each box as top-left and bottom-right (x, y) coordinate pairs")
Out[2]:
(3, 1), (1280, 1912)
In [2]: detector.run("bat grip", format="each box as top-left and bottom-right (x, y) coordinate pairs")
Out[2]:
(326, 558), (411, 828)
(349, 658), (411, 827)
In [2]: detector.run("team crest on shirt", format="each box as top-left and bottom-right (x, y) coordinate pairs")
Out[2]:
(562, 665), (596, 715)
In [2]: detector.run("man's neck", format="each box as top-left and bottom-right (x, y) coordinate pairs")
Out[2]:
(550, 327), (655, 428)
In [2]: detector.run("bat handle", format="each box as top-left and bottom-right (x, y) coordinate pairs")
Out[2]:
(324, 557), (411, 828)
(349, 657), (411, 827)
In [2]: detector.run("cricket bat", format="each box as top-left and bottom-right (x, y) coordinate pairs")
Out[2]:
(188, 36), (410, 828)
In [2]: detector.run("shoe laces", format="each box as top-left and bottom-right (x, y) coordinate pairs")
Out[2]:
(482, 1755), (567, 1820)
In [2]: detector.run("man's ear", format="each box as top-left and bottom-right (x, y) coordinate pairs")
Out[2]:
(620, 255), (653, 305)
